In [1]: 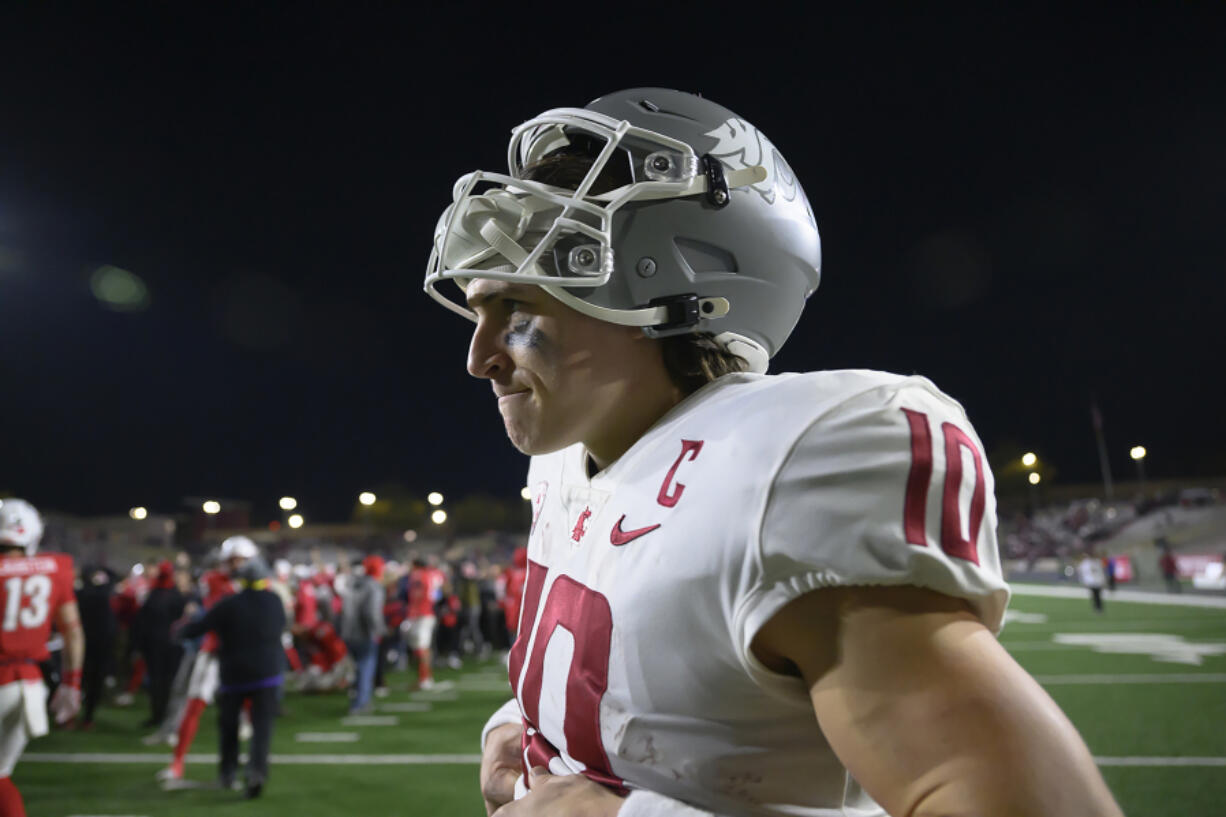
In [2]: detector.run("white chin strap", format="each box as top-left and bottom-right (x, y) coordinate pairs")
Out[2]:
(458, 270), (768, 375)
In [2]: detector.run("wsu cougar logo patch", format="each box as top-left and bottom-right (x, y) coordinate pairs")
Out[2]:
(704, 117), (802, 208)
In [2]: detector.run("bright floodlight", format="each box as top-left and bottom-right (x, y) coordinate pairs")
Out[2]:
(202, 500), (221, 514)
(427, 492), (444, 506)
(288, 514), (304, 529)
(431, 509), (447, 525)
(1028, 472), (1041, 485)
(279, 496), (298, 511)
(359, 491), (377, 506)
(521, 486), (531, 500)
(1021, 452), (1037, 468)
(1130, 446), (1147, 461)
(129, 506), (148, 520)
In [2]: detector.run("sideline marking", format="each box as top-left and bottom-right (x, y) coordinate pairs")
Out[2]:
(1094, 756), (1226, 767)
(340, 715), (399, 727)
(410, 690), (459, 702)
(1051, 633), (1226, 665)
(379, 702), (432, 712)
(460, 672), (512, 686)
(1034, 672), (1226, 685)
(295, 732), (360, 743)
(32, 752), (1225, 769)
(1011, 583), (1226, 609)
(25, 752), (482, 765)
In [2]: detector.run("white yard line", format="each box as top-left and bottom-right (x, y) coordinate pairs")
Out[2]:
(1034, 673), (1226, 684)
(1011, 583), (1226, 608)
(28, 752), (1224, 769)
(379, 702), (432, 712)
(340, 715), (399, 726)
(409, 690), (459, 702)
(1094, 756), (1226, 767)
(295, 732), (360, 742)
(24, 752), (482, 764)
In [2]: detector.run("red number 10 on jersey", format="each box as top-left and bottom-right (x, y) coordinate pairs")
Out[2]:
(901, 408), (987, 565)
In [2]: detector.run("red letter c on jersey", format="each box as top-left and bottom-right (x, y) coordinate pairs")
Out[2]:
(658, 439), (704, 508)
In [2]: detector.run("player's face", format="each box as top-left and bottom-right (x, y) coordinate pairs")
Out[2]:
(466, 279), (680, 466)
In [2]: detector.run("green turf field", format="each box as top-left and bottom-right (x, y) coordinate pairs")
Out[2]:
(16, 587), (1226, 816)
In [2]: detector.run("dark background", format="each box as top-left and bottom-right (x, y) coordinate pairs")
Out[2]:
(1, 4), (1222, 523)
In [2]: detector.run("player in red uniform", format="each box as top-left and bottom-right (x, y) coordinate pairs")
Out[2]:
(112, 565), (149, 707)
(500, 547), (528, 640)
(401, 556), (446, 689)
(0, 499), (84, 817)
(301, 620), (351, 691)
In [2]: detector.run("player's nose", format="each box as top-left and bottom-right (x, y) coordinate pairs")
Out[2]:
(467, 317), (510, 380)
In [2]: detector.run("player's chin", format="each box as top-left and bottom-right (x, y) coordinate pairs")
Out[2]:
(503, 421), (565, 458)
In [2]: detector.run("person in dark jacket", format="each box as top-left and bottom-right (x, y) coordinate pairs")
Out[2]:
(75, 565), (119, 728)
(134, 560), (186, 727)
(179, 555), (286, 799)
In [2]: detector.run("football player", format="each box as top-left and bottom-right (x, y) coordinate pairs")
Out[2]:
(425, 89), (1125, 816)
(0, 498), (84, 817)
(400, 555), (447, 689)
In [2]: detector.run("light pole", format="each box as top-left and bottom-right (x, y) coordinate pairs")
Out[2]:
(1130, 446), (1147, 497)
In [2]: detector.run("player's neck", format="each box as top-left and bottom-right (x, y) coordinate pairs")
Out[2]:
(582, 376), (685, 473)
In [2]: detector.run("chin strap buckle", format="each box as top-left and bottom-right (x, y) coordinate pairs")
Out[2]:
(647, 294), (702, 332)
(702, 154), (731, 208)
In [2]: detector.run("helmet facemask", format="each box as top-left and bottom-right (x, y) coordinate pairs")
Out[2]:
(425, 108), (764, 333)
(425, 89), (821, 375)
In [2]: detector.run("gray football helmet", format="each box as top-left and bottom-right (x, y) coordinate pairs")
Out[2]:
(425, 88), (821, 372)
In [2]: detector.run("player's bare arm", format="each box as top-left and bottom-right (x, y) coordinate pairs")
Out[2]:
(49, 599), (85, 724)
(752, 584), (1125, 817)
(54, 599), (84, 673)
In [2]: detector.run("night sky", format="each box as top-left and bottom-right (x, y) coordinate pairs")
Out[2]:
(1, 5), (1223, 523)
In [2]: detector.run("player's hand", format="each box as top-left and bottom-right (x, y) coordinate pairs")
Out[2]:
(492, 767), (625, 817)
(481, 722), (523, 815)
(50, 670), (82, 725)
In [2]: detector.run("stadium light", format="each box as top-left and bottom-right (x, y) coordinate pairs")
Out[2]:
(129, 506), (148, 520)
(202, 500), (221, 514)
(359, 491), (377, 506)
(1130, 445), (1148, 495)
(1028, 472), (1041, 485)
(431, 509), (447, 525)
(1021, 452), (1037, 468)
(288, 513), (304, 529)
(427, 492), (444, 506)
(521, 486), (532, 500)
(279, 496), (298, 511)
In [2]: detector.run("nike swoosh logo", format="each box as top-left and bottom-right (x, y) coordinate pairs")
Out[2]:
(609, 515), (661, 547)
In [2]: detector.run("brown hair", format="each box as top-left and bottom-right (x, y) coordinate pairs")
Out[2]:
(520, 145), (749, 394)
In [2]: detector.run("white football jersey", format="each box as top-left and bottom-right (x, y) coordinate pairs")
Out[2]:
(505, 370), (1010, 816)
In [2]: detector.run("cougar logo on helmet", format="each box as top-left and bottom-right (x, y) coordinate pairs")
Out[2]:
(704, 117), (798, 207)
